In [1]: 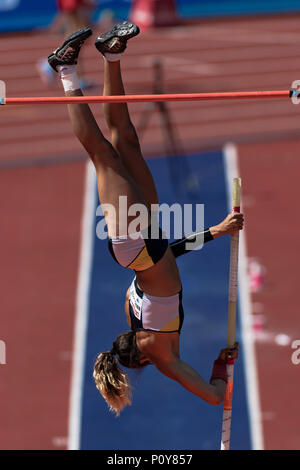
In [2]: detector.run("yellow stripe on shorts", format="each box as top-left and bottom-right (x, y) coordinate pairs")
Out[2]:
(127, 246), (154, 271)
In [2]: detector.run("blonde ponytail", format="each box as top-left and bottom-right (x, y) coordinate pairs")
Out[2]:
(93, 350), (132, 417)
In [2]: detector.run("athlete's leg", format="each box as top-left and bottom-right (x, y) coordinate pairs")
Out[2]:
(102, 59), (158, 209)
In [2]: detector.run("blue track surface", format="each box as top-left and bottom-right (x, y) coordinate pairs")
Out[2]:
(80, 151), (251, 450)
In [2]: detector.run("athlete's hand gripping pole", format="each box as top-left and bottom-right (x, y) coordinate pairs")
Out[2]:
(220, 177), (241, 451)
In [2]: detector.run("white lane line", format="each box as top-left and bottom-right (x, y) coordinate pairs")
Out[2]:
(68, 160), (97, 450)
(223, 142), (264, 450)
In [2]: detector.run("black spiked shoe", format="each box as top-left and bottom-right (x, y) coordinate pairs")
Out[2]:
(48, 27), (92, 72)
(95, 21), (139, 56)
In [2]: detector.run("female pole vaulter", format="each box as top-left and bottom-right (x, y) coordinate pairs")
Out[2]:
(48, 22), (241, 416)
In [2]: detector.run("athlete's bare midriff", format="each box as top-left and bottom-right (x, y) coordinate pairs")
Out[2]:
(136, 246), (182, 296)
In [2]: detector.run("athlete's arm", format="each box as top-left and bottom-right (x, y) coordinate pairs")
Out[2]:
(170, 213), (244, 258)
(154, 357), (226, 405)
(152, 344), (238, 406)
(169, 228), (213, 258)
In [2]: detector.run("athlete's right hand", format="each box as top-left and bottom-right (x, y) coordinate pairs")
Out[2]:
(217, 213), (244, 236)
(218, 342), (239, 362)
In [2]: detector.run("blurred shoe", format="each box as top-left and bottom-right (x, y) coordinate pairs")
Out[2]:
(95, 21), (139, 55)
(36, 59), (57, 87)
(48, 27), (92, 72)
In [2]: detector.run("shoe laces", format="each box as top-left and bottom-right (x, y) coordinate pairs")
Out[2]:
(58, 40), (84, 60)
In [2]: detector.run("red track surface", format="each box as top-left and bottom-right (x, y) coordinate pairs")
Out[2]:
(1, 14), (300, 449)
(0, 162), (84, 449)
(238, 138), (300, 450)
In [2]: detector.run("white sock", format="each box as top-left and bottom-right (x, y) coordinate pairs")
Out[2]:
(57, 65), (80, 92)
(104, 53), (123, 62)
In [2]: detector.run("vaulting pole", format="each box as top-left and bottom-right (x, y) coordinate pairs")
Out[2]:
(221, 177), (241, 451)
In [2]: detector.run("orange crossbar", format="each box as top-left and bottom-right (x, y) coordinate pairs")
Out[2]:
(2, 90), (290, 105)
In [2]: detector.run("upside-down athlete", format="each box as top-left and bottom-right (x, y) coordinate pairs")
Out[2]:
(48, 22), (242, 416)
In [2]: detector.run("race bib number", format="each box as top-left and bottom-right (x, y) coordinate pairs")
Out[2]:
(129, 283), (142, 320)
